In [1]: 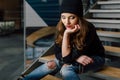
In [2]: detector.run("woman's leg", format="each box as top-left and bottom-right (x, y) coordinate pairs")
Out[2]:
(60, 64), (80, 80)
(23, 59), (61, 80)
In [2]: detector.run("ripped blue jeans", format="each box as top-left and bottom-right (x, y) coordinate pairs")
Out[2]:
(22, 56), (105, 80)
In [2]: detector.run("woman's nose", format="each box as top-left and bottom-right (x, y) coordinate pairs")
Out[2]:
(66, 19), (70, 24)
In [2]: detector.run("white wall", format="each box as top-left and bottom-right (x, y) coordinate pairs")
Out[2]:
(24, 1), (47, 27)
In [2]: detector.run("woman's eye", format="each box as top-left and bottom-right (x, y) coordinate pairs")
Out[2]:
(70, 16), (75, 19)
(61, 16), (65, 19)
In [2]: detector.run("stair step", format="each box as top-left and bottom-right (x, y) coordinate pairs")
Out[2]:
(26, 27), (56, 47)
(97, 31), (120, 43)
(93, 66), (120, 79)
(97, 1), (120, 5)
(86, 19), (120, 29)
(41, 75), (61, 80)
(89, 9), (120, 13)
(104, 46), (120, 57)
(89, 9), (120, 18)
(97, 1), (120, 9)
(100, 4), (120, 9)
(92, 13), (120, 18)
(39, 54), (55, 63)
(87, 19), (120, 23)
(97, 31), (120, 38)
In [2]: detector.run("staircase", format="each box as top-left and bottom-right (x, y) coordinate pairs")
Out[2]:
(26, 0), (60, 26)
(86, 0), (120, 80)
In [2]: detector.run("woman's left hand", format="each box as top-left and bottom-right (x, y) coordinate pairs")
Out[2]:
(76, 55), (94, 66)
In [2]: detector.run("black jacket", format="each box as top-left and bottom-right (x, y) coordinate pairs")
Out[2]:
(54, 22), (105, 64)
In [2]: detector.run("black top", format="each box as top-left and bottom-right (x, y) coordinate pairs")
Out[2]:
(54, 22), (105, 64)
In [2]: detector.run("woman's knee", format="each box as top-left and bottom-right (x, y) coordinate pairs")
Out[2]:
(60, 64), (80, 80)
(60, 64), (73, 75)
(46, 60), (57, 69)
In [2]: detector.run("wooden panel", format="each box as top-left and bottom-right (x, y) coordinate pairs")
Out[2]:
(39, 54), (55, 63)
(41, 75), (61, 80)
(97, 66), (120, 79)
(104, 46), (120, 54)
(26, 27), (56, 47)
(104, 46), (120, 57)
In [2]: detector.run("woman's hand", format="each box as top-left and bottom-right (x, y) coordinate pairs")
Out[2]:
(65, 24), (80, 34)
(76, 55), (94, 66)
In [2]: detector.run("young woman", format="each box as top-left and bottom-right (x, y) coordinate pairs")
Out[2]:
(18, 0), (105, 80)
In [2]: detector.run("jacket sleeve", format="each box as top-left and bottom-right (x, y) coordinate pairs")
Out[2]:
(54, 43), (73, 64)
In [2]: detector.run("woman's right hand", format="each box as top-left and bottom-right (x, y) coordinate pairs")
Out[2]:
(64, 24), (80, 35)
(76, 55), (94, 66)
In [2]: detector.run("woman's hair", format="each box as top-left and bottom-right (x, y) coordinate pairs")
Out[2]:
(55, 17), (89, 51)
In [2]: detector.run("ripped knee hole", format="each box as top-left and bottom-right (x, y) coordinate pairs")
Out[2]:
(47, 60), (56, 69)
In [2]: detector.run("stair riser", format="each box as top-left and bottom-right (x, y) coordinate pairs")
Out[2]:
(97, 32), (120, 38)
(90, 23), (120, 29)
(92, 13), (120, 18)
(100, 5), (120, 9)
(99, 37), (120, 43)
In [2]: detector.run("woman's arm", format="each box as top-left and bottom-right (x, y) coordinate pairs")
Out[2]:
(62, 25), (80, 57)
(62, 31), (71, 57)
(61, 25), (80, 64)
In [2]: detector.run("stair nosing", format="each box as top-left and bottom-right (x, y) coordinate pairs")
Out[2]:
(98, 1), (120, 5)
(89, 9), (120, 13)
(86, 19), (120, 23)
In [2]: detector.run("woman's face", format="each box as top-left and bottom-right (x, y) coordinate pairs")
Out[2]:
(61, 13), (79, 30)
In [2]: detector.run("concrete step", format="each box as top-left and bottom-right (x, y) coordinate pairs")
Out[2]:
(89, 9), (120, 18)
(97, 31), (120, 38)
(86, 19), (120, 29)
(97, 31), (120, 43)
(97, 1), (120, 5)
(97, 1), (120, 9)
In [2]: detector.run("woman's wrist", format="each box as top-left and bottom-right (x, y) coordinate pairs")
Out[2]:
(64, 31), (70, 36)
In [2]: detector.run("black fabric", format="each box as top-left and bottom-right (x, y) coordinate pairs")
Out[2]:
(60, 0), (83, 17)
(54, 22), (105, 64)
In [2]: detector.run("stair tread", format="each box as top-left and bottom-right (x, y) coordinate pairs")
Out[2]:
(26, 27), (56, 47)
(89, 9), (120, 13)
(86, 19), (120, 23)
(39, 54), (55, 62)
(41, 75), (61, 80)
(104, 46), (120, 54)
(97, 31), (120, 38)
(98, 1), (120, 5)
(96, 66), (120, 79)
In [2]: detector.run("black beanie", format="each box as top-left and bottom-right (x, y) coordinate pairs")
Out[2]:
(60, 0), (83, 17)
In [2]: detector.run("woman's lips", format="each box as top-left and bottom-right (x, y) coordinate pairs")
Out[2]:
(66, 26), (71, 28)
